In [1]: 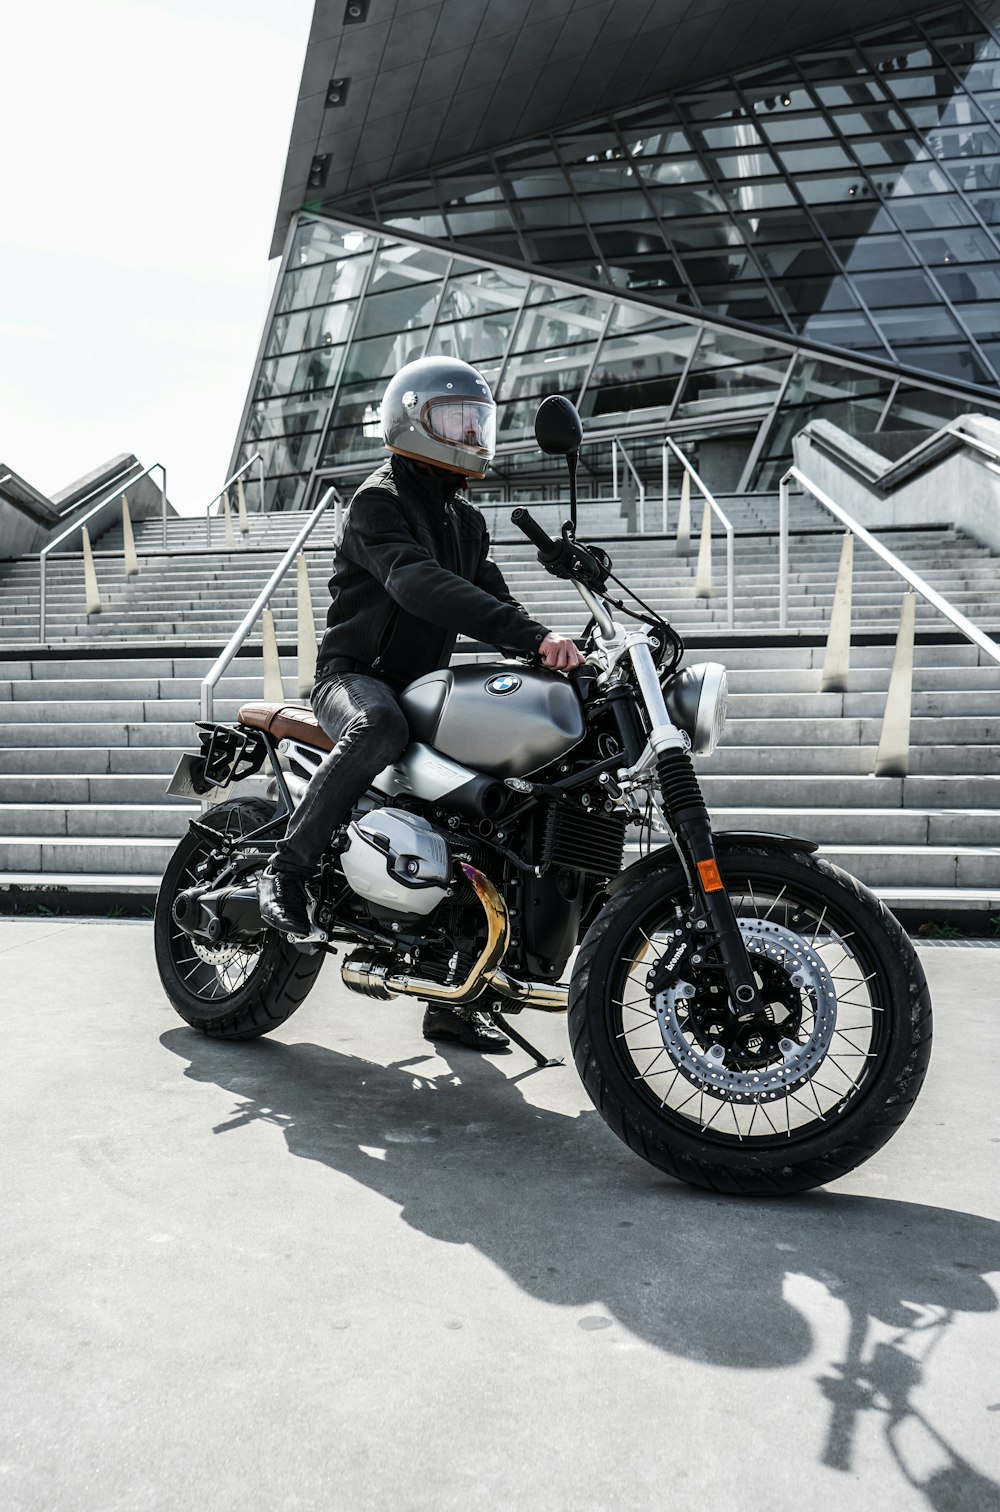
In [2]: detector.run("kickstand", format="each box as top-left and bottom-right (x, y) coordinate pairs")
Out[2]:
(491, 1011), (564, 1070)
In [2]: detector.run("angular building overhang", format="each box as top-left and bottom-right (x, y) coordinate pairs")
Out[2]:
(274, 0), (944, 255)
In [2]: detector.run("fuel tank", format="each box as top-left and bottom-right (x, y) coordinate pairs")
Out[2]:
(399, 664), (585, 779)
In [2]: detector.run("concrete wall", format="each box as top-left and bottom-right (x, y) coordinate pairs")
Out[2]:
(793, 414), (1000, 554)
(0, 456), (175, 564)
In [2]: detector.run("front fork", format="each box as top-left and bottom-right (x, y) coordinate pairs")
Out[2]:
(655, 746), (763, 1016)
(625, 635), (764, 1017)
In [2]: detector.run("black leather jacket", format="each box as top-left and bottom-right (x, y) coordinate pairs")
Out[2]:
(315, 456), (550, 690)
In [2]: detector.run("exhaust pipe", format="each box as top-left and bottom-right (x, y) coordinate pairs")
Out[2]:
(340, 862), (569, 1012)
(341, 862), (509, 1004)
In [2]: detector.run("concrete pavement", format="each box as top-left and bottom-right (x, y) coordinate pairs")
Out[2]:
(1, 920), (999, 1512)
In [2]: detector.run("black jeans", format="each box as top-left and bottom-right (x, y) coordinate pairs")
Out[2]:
(272, 672), (409, 877)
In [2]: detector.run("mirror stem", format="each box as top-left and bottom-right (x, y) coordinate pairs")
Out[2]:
(567, 448), (579, 536)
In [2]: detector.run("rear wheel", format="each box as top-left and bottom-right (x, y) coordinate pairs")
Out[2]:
(569, 843), (932, 1194)
(154, 797), (325, 1040)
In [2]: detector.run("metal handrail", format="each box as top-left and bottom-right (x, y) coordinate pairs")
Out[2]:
(665, 438), (735, 629)
(779, 466), (1000, 666)
(38, 461), (168, 641)
(610, 436), (646, 532)
(205, 452), (265, 546)
(200, 485), (339, 720)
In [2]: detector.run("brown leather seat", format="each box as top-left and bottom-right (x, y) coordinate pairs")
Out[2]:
(236, 701), (334, 752)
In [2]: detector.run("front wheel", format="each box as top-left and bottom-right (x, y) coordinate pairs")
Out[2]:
(154, 797), (325, 1040)
(569, 843), (932, 1195)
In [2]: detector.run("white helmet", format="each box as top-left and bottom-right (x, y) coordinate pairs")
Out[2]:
(380, 356), (497, 478)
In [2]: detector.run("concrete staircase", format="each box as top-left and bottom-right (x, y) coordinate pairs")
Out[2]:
(0, 501), (998, 920)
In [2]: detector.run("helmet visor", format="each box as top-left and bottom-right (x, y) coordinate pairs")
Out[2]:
(422, 398), (496, 460)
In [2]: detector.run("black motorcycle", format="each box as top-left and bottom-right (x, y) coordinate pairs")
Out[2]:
(155, 396), (932, 1195)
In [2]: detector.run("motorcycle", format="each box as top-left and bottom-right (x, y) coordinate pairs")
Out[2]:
(154, 395), (932, 1195)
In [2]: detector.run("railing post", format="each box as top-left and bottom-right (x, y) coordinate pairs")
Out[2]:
(237, 477), (250, 537)
(875, 591), (916, 778)
(726, 529), (735, 629)
(778, 474), (789, 631)
(695, 501), (713, 599)
(611, 438), (618, 502)
(222, 490), (236, 549)
(637, 477), (645, 535)
(82, 527), (102, 616)
(39, 560), (46, 643)
(296, 551), (317, 697)
(258, 454), (266, 516)
(261, 608), (284, 702)
(160, 464), (168, 551)
(677, 469), (691, 556)
(122, 496), (139, 577)
(821, 531), (854, 693)
(661, 443), (669, 535)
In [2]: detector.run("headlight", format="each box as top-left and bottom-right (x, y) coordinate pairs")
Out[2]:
(661, 662), (728, 756)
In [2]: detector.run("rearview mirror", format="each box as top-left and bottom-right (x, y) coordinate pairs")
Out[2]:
(534, 394), (583, 455)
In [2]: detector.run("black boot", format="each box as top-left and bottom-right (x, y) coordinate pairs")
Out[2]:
(258, 866), (311, 936)
(422, 1004), (511, 1053)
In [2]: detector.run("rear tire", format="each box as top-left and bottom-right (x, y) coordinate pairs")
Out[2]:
(569, 843), (932, 1195)
(154, 797), (325, 1040)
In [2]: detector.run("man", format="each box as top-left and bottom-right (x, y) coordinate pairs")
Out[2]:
(258, 355), (584, 1051)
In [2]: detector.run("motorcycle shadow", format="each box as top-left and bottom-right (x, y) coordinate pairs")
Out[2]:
(162, 1027), (1000, 1508)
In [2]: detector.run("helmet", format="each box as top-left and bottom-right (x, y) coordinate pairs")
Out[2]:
(380, 356), (497, 478)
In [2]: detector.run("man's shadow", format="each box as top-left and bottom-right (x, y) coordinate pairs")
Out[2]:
(162, 1028), (1000, 1510)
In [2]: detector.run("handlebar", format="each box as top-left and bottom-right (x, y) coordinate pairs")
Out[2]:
(510, 507), (562, 562)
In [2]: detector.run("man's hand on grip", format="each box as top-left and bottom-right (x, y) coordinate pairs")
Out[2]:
(539, 632), (586, 671)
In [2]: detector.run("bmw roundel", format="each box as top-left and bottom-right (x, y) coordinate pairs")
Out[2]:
(486, 673), (522, 696)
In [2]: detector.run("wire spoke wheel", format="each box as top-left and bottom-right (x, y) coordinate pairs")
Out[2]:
(154, 797), (326, 1040)
(569, 843), (932, 1194)
(616, 882), (882, 1147)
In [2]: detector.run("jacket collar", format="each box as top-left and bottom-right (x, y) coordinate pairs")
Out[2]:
(391, 454), (465, 510)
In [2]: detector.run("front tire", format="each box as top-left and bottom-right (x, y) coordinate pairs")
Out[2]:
(569, 843), (932, 1195)
(154, 797), (325, 1040)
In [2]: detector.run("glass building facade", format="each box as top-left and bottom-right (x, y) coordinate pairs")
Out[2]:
(234, 1), (1000, 511)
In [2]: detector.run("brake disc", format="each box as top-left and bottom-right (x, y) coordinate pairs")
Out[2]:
(192, 939), (260, 968)
(653, 917), (838, 1104)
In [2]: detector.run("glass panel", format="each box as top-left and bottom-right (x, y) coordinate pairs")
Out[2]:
(265, 303), (356, 357)
(578, 191), (657, 225)
(351, 282), (442, 340)
(518, 227), (602, 271)
(757, 111), (830, 142)
(276, 256), (370, 314)
(908, 225), (999, 263)
(368, 241), (451, 292)
(580, 321), (697, 421)
(436, 268), (526, 321)
(435, 161), (508, 205)
(445, 206), (516, 237)
(290, 221), (374, 266)
(509, 295), (611, 353)
(798, 309), (885, 351)
(886, 194), (972, 229)
(831, 235), (916, 270)
(775, 276), (861, 321)
(891, 341), (994, 383)
(255, 345), (346, 400)
(775, 144), (853, 173)
(633, 156), (709, 186)
(246, 392), (325, 436)
(424, 312), (515, 367)
(851, 270), (939, 307)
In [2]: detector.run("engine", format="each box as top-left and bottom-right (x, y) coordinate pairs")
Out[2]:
(340, 807), (452, 916)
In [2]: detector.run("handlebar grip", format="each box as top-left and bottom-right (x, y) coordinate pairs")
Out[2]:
(511, 507), (561, 561)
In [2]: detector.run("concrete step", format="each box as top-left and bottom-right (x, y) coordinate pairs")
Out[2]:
(0, 804), (197, 837)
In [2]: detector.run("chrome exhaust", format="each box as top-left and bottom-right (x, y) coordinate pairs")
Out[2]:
(339, 862), (571, 1012)
(341, 862), (509, 1004)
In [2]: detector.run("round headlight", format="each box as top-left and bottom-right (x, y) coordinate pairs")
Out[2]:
(662, 662), (728, 756)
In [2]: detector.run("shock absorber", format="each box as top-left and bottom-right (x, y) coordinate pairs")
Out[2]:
(656, 747), (762, 1014)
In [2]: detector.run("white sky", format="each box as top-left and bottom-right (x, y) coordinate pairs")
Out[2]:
(0, 0), (314, 514)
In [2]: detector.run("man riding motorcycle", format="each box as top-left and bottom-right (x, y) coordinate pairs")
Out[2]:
(257, 356), (585, 1050)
